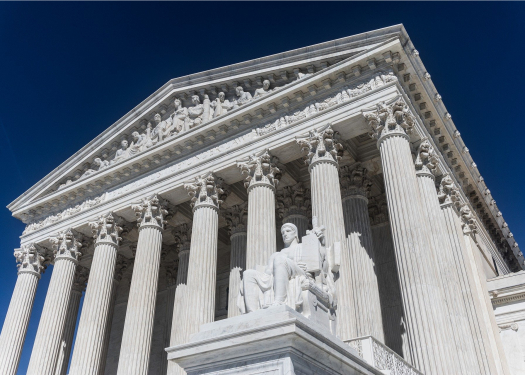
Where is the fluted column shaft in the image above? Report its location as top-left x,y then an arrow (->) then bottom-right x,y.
186,205 -> 219,334
70,239 -> 119,375
27,250 -> 81,374
416,171 -> 463,374
297,124 -> 350,340
441,202 -> 498,374
461,220 -> 510,375
0,246 -> 43,375
99,279 -> 119,375
55,288 -> 82,375
228,231 -> 247,318
176,249 -> 189,286
377,133 -> 449,374
160,283 -> 177,375
167,284 -> 189,375
282,213 -> 308,239
116,225 -> 163,375
342,193 -> 384,342
246,184 -> 276,269
309,160 -> 352,341
238,150 -> 280,270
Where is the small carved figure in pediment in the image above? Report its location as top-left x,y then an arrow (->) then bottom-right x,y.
128,125 -> 153,157
186,95 -> 204,129
233,86 -> 252,109
170,98 -> 188,133
111,140 -> 129,165
253,79 -> 272,99
211,91 -> 232,118
81,157 -> 110,178
153,113 -> 175,143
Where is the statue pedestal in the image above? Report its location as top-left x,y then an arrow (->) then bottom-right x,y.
166,305 -> 383,375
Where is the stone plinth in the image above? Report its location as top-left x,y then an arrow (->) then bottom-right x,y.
166,305 -> 383,375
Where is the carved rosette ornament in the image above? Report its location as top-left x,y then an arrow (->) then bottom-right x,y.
415,139 -> 438,178
14,244 -> 46,277
276,183 -> 311,219
437,174 -> 461,207
49,229 -> 83,263
223,203 -> 248,236
131,194 -> 168,230
184,172 -> 226,211
340,164 -> 372,200
296,124 -> 343,169
88,212 -> 122,247
237,150 -> 281,192
362,98 -> 416,142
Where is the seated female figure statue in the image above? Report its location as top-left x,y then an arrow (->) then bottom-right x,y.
239,221 -> 335,314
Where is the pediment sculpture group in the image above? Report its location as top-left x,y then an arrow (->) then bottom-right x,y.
59,70 -> 397,190
74,81 -> 278,184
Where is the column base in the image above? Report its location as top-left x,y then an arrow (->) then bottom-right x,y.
166,305 -> 383,375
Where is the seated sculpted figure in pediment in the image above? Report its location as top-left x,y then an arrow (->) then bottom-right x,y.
238,219 -> 338,332
232,86 -> 253,109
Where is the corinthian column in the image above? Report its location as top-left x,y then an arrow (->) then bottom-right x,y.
27,229 -> 83,375
237,150 -> 281,269
362,99 -> 449,375
55,266 -> 88,375
224,203 -> 248,318
183,172 -> 225,338
340,164 -> 384,342
276,183 -> 311,238
296,124 -> 351,339
437,176 -> 499,375
117,195 -> 168,375
172,224 -> 192,286
0,244 -> 46,375
70,213 -> 122,375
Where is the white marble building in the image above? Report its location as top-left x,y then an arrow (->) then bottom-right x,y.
0,24 -> 523,375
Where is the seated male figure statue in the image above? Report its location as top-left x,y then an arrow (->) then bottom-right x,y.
239,219 -> 338,329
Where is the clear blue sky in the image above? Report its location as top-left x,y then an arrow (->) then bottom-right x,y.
0,2 -> 523,374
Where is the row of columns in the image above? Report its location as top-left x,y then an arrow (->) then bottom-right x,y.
0,98 -> 508,375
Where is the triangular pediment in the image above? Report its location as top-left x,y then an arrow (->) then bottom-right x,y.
10,25 -> 410,223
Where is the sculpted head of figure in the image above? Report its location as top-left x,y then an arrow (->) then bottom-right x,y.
121,140 -> 128,149
154,113 -> 161,123
218,91 -> 225,102
263,79 -> 270,90
93,158 -> 102,167
174,98 -> 181,109
191,95 -> 200,105
235,86 -> 244,97
281,223 -> 299,247
132,131 -> 140,141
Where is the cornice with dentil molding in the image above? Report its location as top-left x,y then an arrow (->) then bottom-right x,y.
237,149 -> 281,192
21,70 -> 397,235
296,123 -> 343,168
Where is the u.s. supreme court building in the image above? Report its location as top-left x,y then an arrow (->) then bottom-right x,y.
1,24 -> 524,375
